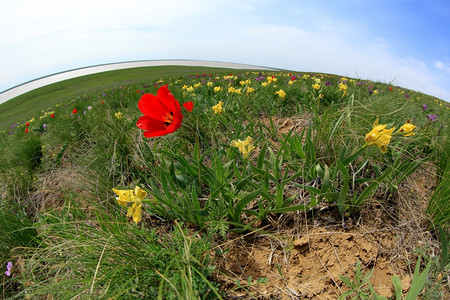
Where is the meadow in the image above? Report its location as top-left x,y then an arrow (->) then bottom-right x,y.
0,66 -> 448,299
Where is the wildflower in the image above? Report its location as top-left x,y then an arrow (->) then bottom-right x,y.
212,101 -> 224,115
26,122 -> 29,127
427,114 -> 437,122
422,104 -> 427,110
231,136 -> 255,159
101,100 -> 104,104
183,101 -> 194,112
247,87 -> 255,94
338,82 -> 347,92
5,261 -> 12,277
214,86 -> 222,93
73,109 -> 77,114
312,83 -> 320,91
43,124 -> 47,129
275,89 -> 286,100
388,86 -> 393,91
398,120 -> 416,136
364,118 -> 395,153
112,186 -> 147,223
207,82 -> 213,87
228,87 -> 235,93
261,82 -> 268,87
25,128 -> 29,133
186,86 -> 194,92
88,106 -> 92,110
115,112 -> 123,119
136,85 -> 192,138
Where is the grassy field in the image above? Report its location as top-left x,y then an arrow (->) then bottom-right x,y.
0,66 -> 260,129
0,66 -> 448,299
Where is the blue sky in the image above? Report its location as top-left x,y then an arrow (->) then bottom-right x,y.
1,0 -> 449,101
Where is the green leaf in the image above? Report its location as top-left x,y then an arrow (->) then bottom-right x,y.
234,189 -> 261,223
406,257 -> 431,300
391,275 -> 402,300
264,204 -> 309,214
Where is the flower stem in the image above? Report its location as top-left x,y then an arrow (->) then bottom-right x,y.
181,124 -> 202,185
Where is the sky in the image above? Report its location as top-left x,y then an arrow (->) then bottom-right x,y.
1,0 -> 449,102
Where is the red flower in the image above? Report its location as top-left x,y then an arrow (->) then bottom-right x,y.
73,109 -> 77,114
50,114 -> 55,118
388,86 -> 393,91
183,101 -> 194,112
25,128 -> 29,133
136,85 -> 186,138
25,122 -> 29,127
101,100 -> 104,104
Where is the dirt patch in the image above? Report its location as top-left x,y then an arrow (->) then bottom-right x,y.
214,225 -> 413,299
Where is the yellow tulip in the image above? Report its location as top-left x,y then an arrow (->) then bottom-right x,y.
398,120 -> 416,137
364,118 -> 395,153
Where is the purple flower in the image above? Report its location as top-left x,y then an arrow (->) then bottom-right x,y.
422,104 -> 427,110
102,93 -> 106,97
325,81 -> 331,86
255,77 -> 260,81
5,261 -> 12,276
87,106 -> 92,110
405,94 -> 410,99
427,114 -> 437,122
43,124 -> 47,129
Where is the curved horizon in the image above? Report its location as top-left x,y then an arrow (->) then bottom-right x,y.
0,59 -> 279,105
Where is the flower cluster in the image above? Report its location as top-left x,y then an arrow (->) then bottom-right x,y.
365,118 -> 416,153
212,101 -> 224,115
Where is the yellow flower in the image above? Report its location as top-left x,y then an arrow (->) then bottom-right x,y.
275,89 -> 286,99
186,86 -> 194,92
207,82 -> 213,87
398,120 -> 416,137
228,86 -> 235,93
364,118 -> 395,153
112,186 -> 148,223
212,101 -> 224,115
246,87 -> 255,94
339,82 -> 347,91
115,112 -> 123,119
312,83 -> 320,91
214,86 -> 222,93
231,136 -> 255,159
288,81 -> 293,85
194,83 -> 201,88
261,82 -> 268,87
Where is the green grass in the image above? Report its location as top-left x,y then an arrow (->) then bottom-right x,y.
0,67 -> 448,299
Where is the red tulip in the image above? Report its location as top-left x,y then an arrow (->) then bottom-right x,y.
183,101 -> 194,112
136,85 -> 185,138
388,86 -> 393,91
26,122 -> 29,127
73,109 -> 77,114
25,128 -> 29,133
50,114 -> 55,118
101,100 -> 104,104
